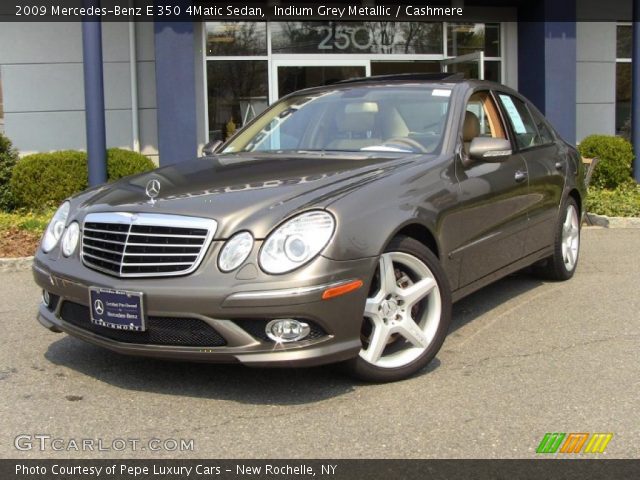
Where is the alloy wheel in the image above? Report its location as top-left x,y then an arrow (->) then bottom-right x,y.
359,252 -> 442,369
561,204 -> 580,271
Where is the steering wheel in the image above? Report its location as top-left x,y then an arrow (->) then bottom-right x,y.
384,137 -> 427,153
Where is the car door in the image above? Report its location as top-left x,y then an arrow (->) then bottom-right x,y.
452,90 -> 529,287
521,101 -> 567,254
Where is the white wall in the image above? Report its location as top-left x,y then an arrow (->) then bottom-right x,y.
0,21 -> 158,163
576,22 -> 617,142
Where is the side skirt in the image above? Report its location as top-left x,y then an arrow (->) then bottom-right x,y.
451,246 -> 553,303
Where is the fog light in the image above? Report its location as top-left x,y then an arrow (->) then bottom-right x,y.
42,290 -> 51,307
266,319 -> 311,343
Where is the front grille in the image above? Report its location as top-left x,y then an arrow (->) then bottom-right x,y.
60,301 -> 227,347
234,319 -> 327,342
82,212 -> 217,278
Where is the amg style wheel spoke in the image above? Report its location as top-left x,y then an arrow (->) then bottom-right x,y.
379,254 -> 398,295
361,324 -> 390,364
398,277 -> 437,308
397,318 -> 430,348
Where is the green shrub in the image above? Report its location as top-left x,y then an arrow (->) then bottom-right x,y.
586,181 -> 640,217
0,132 -> 20,211
578,135 -> 634,189
10,150 -> 87,210
10,148 -> 155,210
107,148 -> 155,181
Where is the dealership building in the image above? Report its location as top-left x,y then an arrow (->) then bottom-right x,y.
0,1 -> 638,169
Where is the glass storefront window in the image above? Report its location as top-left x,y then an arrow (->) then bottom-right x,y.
277,66 -> 367,98
205,21 -> 507,140
206,22 -> 267,56
484,61 -> 501,83
207,61 -> 268,141
616,62 -> 631,136
447,23 -> 500,58
271,22 -> 443,55
0,67 -> 4,133
617,25 -> 632,59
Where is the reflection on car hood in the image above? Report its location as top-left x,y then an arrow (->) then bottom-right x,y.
76,152 -> 420,238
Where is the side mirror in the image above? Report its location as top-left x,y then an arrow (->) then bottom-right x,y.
469,137 -> 512,162
202,140 -> 222,157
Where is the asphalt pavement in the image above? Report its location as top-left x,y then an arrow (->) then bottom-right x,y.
1,228 -> 638,459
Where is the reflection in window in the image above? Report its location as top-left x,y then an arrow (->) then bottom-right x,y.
277,66 -> 366,98
206,22 -> 267,56
271,22 -> 443,54
616,63 -> 631,136
617,25 -> 632,59
0,67 -> 4,133
484,61 -> 501,82
206,61 -> 268,142
447,23 -> 500,58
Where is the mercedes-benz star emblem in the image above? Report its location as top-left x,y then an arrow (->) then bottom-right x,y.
94,299 -> 104,316
145,179 -> 161,205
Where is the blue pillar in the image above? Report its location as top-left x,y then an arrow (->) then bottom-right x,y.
518,1 -> 577,145
81,4 -> 107,186
632,0 -> 640,182
154,21 -> 198,166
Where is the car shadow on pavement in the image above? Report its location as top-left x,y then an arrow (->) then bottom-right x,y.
44,337 -> 358,405
450,270 -> 545,334
42,272 -> 541,402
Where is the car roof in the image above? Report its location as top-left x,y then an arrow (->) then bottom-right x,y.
284,74 -> 512,98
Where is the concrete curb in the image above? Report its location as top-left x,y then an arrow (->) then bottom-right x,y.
586,213 -> 640,229
0,256 -> 33,273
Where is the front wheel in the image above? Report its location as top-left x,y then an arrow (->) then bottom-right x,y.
344,236 -> 452,383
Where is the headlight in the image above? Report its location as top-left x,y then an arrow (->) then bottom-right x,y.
218,231 -> 253,272
61,222 -> 80,257
259,211 -> 335,274
41,202 -> 70,253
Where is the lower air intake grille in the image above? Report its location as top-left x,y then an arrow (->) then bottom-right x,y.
60,301 -> 227,347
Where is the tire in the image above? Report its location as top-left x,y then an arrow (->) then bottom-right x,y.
344,236 -> 452,383
536,197 -> 581,281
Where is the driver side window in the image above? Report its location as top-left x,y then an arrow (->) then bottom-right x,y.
462,91 -> 507,155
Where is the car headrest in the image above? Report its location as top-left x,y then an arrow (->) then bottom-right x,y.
463,111 -> 480,142
337,111 -> 376,134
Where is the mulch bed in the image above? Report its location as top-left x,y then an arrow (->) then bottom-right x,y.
0,228 -> 41,258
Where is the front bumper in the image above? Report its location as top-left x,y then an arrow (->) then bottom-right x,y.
33,251 -> 376,368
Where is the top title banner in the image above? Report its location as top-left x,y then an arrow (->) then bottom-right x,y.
1,0 -> 635,22
14,3 -> 465,20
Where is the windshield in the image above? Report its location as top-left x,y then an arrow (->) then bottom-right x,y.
221,85 -> 452,155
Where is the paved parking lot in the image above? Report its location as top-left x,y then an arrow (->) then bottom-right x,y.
1,228 -> 638,459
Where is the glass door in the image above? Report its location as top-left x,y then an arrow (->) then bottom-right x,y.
441,51 -> 485,80
271,59 -> 370,101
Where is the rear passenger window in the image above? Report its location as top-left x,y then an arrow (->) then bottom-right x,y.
497,94 -> 543,150
528,107 -> 555,145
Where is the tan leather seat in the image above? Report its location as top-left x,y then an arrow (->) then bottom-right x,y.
463,111 -> 480,155
327,111 -> 381,151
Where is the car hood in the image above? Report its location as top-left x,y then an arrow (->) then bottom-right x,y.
75,152 -> 421,238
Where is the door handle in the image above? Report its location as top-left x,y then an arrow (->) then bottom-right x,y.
514,170 -> 528,183
555,162 -> 564,170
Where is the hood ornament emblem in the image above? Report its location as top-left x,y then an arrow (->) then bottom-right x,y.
145,179 -> 161,205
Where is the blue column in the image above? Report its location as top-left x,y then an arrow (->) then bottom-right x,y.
632,0 -> 640,182
154,21 -> 198,166
518,1 -> 577,145
81,5 -> 107,186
